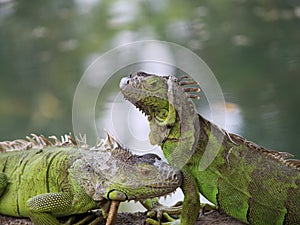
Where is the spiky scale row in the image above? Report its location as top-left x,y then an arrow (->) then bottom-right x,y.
0,133 -> 75,153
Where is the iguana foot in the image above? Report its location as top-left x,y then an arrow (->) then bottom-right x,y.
142,198 -> 182,225
146,213 -> 180,225
146,203 -> 182,220
64,214 -> 104,225
145,203 -> 217,225
66,201 -> 120,225
199,203 -> 217,216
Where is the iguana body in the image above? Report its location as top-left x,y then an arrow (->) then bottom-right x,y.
0,133 -> 182,224
120,72 -> 300,225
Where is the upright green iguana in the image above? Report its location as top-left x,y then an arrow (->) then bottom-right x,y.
0,132 -> 182,225
120,72 -> 300,225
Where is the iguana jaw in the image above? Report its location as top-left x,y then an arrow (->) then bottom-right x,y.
103,157 -> 183,201
106,170 -> 182,201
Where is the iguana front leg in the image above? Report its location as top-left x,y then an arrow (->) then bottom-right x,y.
27,191 -> 98,225
180,167 -> 200,225
27,192 -> 74,225
146,167 -> 200,225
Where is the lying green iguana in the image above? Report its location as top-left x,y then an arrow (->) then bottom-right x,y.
120,72 -> 300,225
0,132 -> 182,225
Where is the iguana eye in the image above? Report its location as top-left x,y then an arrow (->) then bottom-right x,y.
144,77 -> 161,91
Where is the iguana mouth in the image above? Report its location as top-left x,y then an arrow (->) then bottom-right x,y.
145,167 -> 182,193
134,100 -> 152,116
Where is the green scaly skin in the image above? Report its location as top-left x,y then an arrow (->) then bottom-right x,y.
0,133 -> 182,225
120,72 -> 300,225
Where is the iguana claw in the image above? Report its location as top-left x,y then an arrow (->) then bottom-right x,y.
199,203 -> 217,216
142,198 -> 182,225
63,213 -> 104,225
146,212 -> 180,225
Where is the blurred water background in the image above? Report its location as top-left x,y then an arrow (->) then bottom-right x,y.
1,0 -> 299,156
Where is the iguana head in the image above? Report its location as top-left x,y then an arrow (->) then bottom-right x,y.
120,72 -> 200,167
70,132 -> 182,201
120,72 -> 171,122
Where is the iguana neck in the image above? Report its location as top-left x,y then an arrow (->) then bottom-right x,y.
147,76 -> 201,169
151,97 -> 200,169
